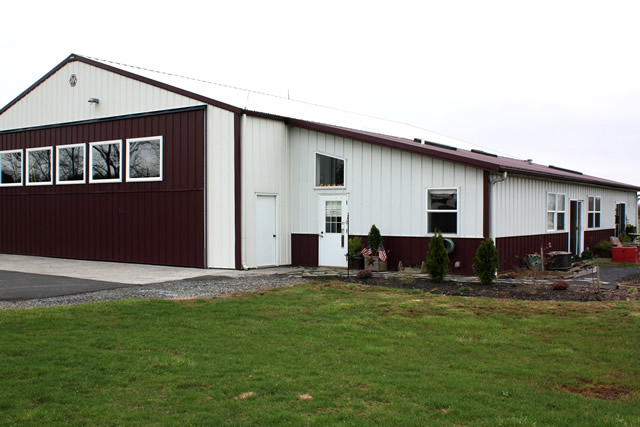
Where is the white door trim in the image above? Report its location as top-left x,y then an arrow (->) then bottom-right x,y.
318,194 -> 348,267
256,194 -> 277,267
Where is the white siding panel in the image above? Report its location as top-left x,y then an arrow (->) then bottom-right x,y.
290,128 -> 485,238
242,116 -> 290,268
491,174 -> 638,238
0,62 -> 200,130
206,106 -> 236,268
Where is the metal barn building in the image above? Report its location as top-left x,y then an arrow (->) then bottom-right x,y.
0,54 -> 637,273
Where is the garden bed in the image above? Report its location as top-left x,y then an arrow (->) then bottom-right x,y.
344,275 -> 640,302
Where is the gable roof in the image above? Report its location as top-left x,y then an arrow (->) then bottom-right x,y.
2,53 -> 639,191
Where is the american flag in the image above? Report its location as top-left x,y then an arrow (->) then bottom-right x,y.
361,244 -> 373,256
377,243 -> 387,262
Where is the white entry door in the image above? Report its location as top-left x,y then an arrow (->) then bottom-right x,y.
256,195 -> 277,266
318,195 -> 348,267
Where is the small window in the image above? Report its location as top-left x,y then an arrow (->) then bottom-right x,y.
0,149 -> 23,186
325,200 -> 342,233
126,136 -> 163,182
588,196 -> 601,229
427,188 -> 458,234
89,140 -> 122,183
56,143 -> 86,184
315,153 -> 344,187
26,147 -> 53,186
547,193 -> 566,231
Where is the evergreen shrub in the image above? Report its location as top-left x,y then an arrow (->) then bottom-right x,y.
473,238 -> 499,285
425,230 -> 449,282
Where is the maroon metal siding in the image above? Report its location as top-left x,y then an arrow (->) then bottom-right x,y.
0,108 -> 206,267
361,235 -> 484,275
495,233 -> 568,272
293,233 -> 483,275
584,229 -> 614,251
291,233 -> 319,266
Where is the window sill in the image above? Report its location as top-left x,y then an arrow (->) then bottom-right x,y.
314,186 -> 346,191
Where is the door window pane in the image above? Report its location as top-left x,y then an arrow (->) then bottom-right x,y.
325,201 -> 342,233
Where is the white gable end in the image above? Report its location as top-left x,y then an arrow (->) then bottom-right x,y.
0,61 -> 203,131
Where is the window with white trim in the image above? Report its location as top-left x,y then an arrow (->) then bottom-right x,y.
26,147 -> 53,186
547,193 -> 566,231
315,153 -> 344,187
588,196 -> 601,229
427,188 -> 458,234
126,136 -> 163,182
0,149 -> 23,186
89,140 -> 122,183
56,143 -> 85,184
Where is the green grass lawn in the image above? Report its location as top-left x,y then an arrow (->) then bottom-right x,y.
1,282 -> 639,425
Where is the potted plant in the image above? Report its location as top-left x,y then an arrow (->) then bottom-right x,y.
348,237 -> 365,270
363,224 -> 388,272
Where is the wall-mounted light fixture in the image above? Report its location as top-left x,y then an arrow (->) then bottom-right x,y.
88,98 -> 100,104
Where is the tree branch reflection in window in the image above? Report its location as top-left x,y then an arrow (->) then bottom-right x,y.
127,136 -> 162,181
0,150 -> 23,186
26,147 -> 52,185
90,140 -> 122,183
57,144 -> 85,184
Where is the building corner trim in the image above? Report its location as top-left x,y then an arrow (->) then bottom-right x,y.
234,113 -> 242,269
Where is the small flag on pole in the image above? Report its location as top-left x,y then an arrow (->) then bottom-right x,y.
377,243 -> 387,262
361,244 -> 373,256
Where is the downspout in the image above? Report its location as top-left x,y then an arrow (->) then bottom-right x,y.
490,171 -> 508,185
488,171 -> 508,241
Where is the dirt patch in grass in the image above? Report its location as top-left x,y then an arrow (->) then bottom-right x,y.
557,379 -> 634,400
343,276 -> 640,302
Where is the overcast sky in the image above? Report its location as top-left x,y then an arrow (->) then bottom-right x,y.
2,0 -> 639,188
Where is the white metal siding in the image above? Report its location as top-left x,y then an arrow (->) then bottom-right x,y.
206,106 -> 236,268
491,174 -> 638,238
290,128 -> 485,238
241,116 -> 291,268
0,62 -> 200,130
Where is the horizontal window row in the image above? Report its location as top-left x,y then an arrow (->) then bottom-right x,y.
547,193 -> 603,232
0,136 -> 163,187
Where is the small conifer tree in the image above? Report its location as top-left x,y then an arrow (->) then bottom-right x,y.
368,224 -> 383,254
426,230 -> 449,281
473,238 -> 499,285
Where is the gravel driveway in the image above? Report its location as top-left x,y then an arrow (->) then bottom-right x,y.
0,274 -> 306,309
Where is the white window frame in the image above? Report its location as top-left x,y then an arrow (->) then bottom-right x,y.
126,136 -> 164,183
0,149 -> 23,187
426,187 -> 460,236
587,195 -> 602,229
56,143 -> 86,185
89,140 -> 122,184
546,192 -> 567,232
314,152 -> 346,189
26,146 -> 54,186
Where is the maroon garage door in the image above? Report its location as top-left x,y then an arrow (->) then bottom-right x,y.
0,107 -> 206,267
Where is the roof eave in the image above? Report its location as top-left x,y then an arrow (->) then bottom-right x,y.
501,166 -> 640,192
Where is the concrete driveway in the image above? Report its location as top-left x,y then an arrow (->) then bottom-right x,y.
0,255 -> 216,301
0,254 -> 299,301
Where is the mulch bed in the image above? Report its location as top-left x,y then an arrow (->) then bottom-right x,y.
343,275 -> 640,302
